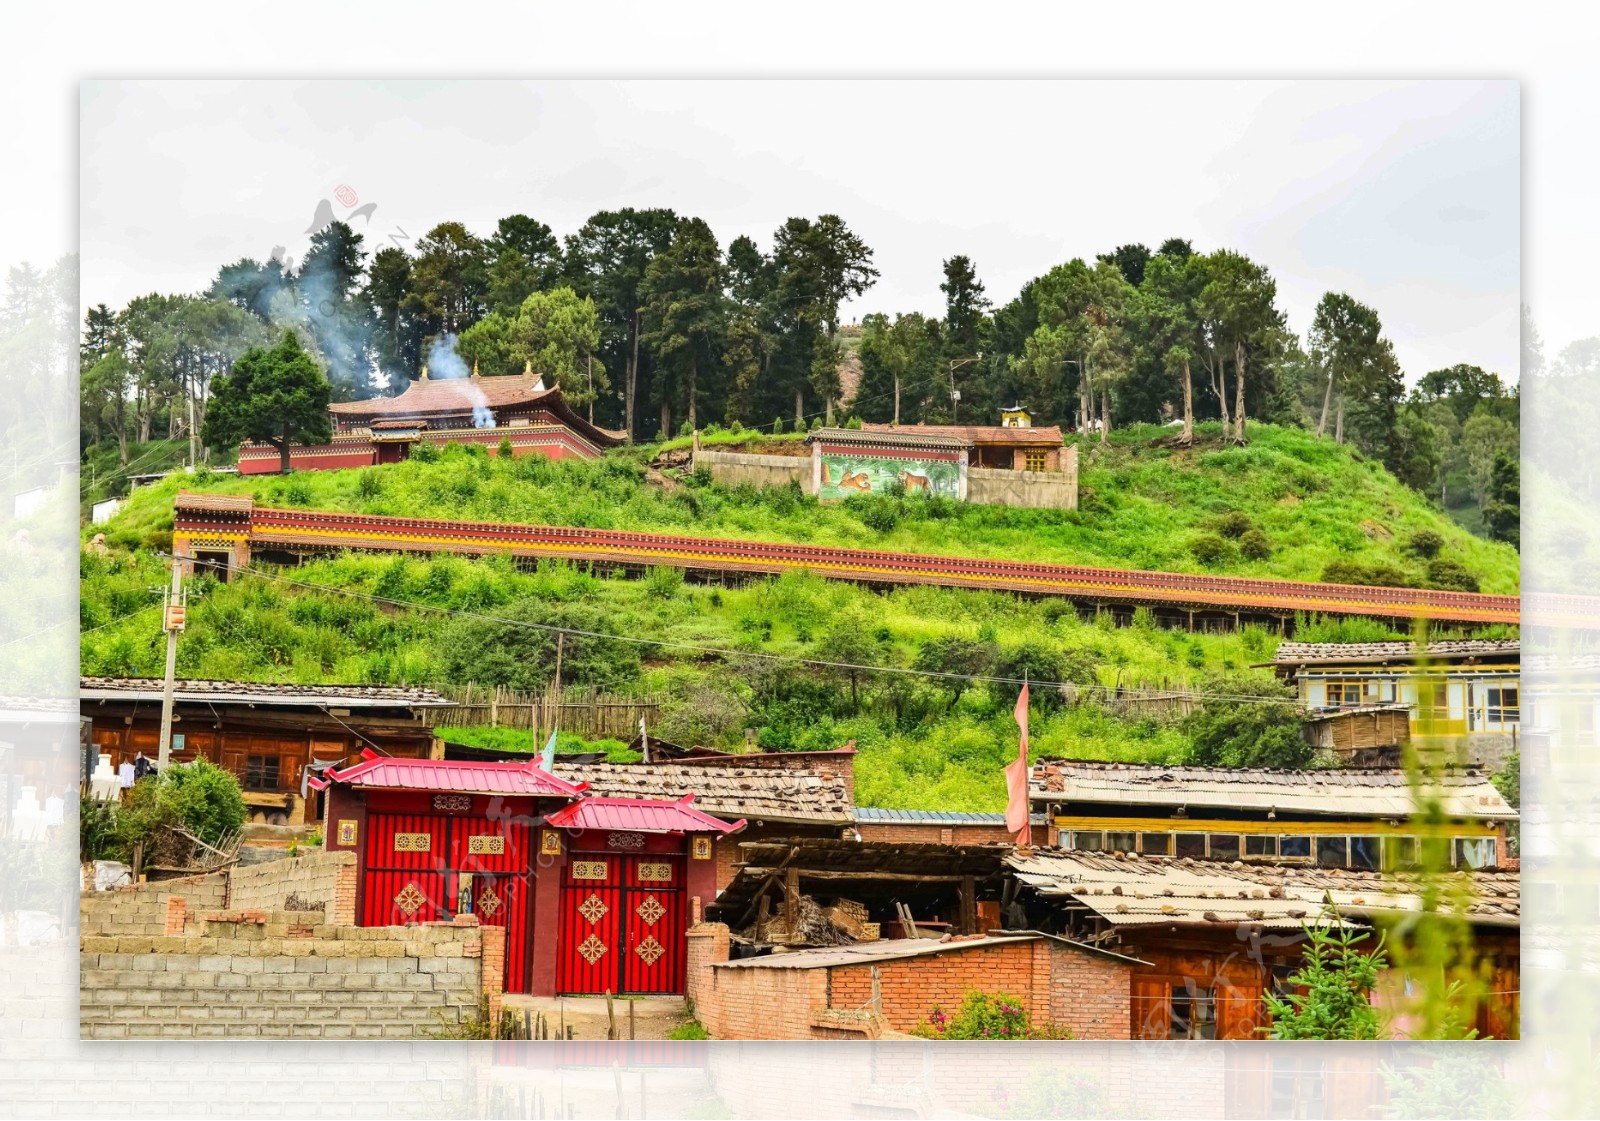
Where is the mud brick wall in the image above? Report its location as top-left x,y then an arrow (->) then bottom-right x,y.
79,907 -> 503,1040
79,872 -> 227,936
227,850 -> 357,925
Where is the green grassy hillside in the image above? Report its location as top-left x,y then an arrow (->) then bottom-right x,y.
92,422 -> 1519,594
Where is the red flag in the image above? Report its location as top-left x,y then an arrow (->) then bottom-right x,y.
1005,681 -> 1030,840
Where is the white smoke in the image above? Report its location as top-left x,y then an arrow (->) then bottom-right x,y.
425,333 -> 496,428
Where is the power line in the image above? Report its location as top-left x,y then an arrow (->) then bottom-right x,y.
163,552 -> 1305,705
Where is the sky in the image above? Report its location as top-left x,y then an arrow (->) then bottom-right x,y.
78,79 -> 1520,382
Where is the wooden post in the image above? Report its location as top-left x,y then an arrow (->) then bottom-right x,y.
605,989 -> 616,1040
959,876 -> 976,934
784,867 -> 800,938
629,1000 -> 636,1040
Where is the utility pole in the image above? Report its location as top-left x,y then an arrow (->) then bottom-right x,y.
157,554 -> 187,768
948,355 -> 981,424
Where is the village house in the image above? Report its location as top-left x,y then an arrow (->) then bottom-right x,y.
236,371 -> 627,474
1031,758 -> 1517,871
1264,639 -> 1521,769
79,676 -> 453,825
1008,847 -> 1520,1041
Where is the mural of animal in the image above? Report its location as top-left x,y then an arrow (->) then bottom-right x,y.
838,471 -> 872,492
900,470 -> 932,493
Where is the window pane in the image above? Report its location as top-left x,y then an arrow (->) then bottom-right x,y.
1175,833 -> 1207,859
1279,835 -> 1311,859
1349,835 -> 1379,871
1070,831 -> 1104,852
1140,833 -> 1172,856
1385,836 -> 1418,869
1208,834 -> 1241,861
1316,836 -> 1348,868
1455,837 -> 1493,869
1106,831 -> 1137,853
1245,835 -> 1278,857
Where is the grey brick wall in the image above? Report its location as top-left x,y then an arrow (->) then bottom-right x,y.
79,910 -> 490,1040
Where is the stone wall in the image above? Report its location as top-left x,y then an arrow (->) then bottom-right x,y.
227,849 -> 357,925
967,458 -> 1078,510
79,903 -> 504,1040
691,449 -> 809,492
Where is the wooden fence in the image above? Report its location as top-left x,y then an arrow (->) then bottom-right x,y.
420,684 -> 663,743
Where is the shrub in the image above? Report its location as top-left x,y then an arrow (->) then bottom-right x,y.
1214,511 -> 1254,538
646,565 -> 685,599
409,441 -> 439,463
114,759 -> 247,862
1238,527 -> 1273,560
1321,559 -> 1412,588
1425,558 -> 1480,592
1264,924 -> 1385,1040
772,416 -> 784,434
1184,673 -> 1309,768
356,469 -> 382,498
1189,532 -> 1233,566
913,991 -> 1058,1040
667,1019 -> 711,1040
497,436 -> 514,459
1405,530 -> 1445,559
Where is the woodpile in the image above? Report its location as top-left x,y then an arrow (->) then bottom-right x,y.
747,894 -> 877,947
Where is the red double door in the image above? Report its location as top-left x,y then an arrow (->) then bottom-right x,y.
558,852 -> 686,995
361,810 -> 534,994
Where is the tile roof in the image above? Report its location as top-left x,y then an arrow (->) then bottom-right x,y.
552,761 -> 851,824
328,373 -> 555,416
173,491 -> 255,513
715,934 -> 1042,970
79,677 -> 456,709
858,423 -> 1065,446
1269,639 -> 1520,666
543,796 -> 744,835
1030,760 -> 1517,821
1008,848 -> 1519,929
315,754 -> 585,797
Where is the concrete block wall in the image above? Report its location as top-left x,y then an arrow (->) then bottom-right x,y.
228,849 -> 357,924
79,872 -> 227,936
967,461 -> 1078,510
80,906 -> 504,1039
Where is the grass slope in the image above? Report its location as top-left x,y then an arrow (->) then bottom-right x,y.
94,422 -> 1519,594
82,546 -> 1430,811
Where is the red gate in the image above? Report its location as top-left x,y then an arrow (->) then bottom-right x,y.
558,853 -> 685,995
362,810 -> 535,994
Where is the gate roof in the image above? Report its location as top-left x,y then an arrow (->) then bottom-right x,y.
313,752 -> 586,797
544,795 -> 745,835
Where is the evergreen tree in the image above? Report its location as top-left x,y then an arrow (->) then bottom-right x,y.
641,217 -> 727,432
1264,923 -> 1386,1040
202,332 -> 332,473
1483,451 -> 1520,548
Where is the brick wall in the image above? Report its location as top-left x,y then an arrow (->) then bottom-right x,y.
686,928 -> 1133,1041
1046,943 -> 1132,1040
80,904 -> 504,1039
227,850 -> 358,925
79,872 -> 227,936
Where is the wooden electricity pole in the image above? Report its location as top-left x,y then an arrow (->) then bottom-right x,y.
157,554 -> 186,768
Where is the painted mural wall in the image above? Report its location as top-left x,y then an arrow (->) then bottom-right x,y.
817,452 -> 962,500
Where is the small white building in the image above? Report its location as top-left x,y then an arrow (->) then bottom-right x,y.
91,498 -> 123,525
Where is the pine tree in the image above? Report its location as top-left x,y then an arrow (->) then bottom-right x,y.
1264,922 -> 1385,1040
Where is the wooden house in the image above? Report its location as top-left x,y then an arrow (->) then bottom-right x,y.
1265,639 -> 1521,769
79,677 -> 452,824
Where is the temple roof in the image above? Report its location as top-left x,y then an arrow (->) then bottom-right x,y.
329,376 -> 627,447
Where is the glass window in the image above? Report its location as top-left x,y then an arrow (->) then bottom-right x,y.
1245,835 -> 1278,858
1316,836 -> 1348,868
1421,834 -> 1451,869
1384,835 -> 1418,869
1069,831 -> 1104,852
1170,983 -> 1217,1040
1106,831 -> 1137,854
1208,834 -> 1241,861
1025,449 -> 1048,473
1349,836 -> 1380,871
1175,833 -> 1207,859
244,754 -> 280,792
1454,837 -> 1495,869
1140,833 -> 1173,856
1485,686 -> 1520,728
1279,835 -> 1312,859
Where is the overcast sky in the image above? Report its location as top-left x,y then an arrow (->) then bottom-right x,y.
79,79 -> 1519,382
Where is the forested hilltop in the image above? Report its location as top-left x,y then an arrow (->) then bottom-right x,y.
80,215 -> 1519,542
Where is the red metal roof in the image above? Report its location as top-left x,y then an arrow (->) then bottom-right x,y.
544,795 -> 745,835
314,753 -> 586,798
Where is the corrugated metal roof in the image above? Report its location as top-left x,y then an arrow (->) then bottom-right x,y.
321,755 -> 584,797
716,935 -> 1042,970
1030,760 -> 1517,821
853,808 -> 1047,826
544,796 -> 744,835
80,676 -> 457,709
1008,849 -> 1519,929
